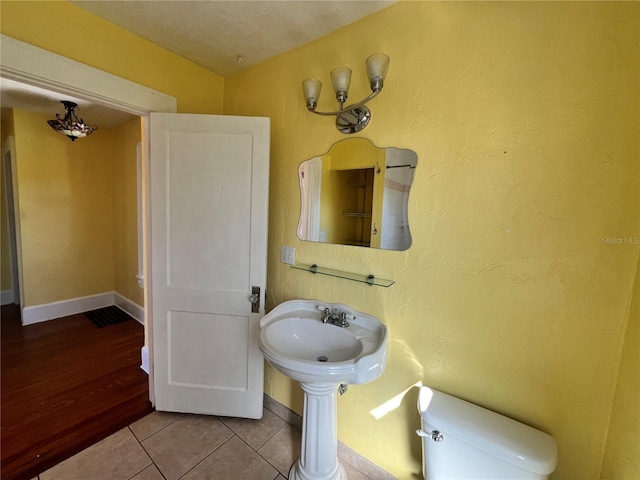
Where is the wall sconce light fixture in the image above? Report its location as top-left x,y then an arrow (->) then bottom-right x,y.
302,53 -> 390,134
47,100 -> 98,141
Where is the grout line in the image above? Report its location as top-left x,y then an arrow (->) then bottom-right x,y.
174,431 -> 237,479
132,426 -> 170,480
252,422 -> 294,477
133,431 -> 162,479
229,431 -> 286,478
254,415 -> 288,450
129,412 -> 186,443
126,459 -> 156,480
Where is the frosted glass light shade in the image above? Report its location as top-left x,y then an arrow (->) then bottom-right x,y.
366,54 -> 390,92
302,79 -> 322,110
330,67 -> 352,103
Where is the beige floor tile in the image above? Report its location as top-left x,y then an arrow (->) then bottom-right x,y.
219,407 -> 286,450
181,435 -> 278,480
40,428 -> 151,480
129,410 -> 184,442
257,423 -> 301,476
130,464 -> 165,480
275,476 -> 287,480
342,460 -> 373,480
142,414 -> 233,480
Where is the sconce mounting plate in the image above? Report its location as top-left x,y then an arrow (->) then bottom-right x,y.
335,106 -> 371,134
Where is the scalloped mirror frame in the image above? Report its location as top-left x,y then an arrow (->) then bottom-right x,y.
297,138 -> 417,251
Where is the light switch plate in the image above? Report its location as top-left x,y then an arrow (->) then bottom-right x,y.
281,246 -> 295,265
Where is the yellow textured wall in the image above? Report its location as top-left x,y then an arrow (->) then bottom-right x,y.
12,109 -> 115,307
1,109 -> 15,292
0,1 -> 224,114
224,2 -> 639,478
601,256 -> 640,479
112,117 -> 143,306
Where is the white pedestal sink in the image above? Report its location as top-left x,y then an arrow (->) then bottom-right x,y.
259,300 -> 388,480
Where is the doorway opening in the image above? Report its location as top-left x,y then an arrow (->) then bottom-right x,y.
0,34 -> 176,479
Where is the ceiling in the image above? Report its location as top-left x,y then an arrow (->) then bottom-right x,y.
71,0 -> 395,77
1,0 -> 395,128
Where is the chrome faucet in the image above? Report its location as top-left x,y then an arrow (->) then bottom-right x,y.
320,307 -> 332,324
317,305 -> 353,328
331,312 -> 351,328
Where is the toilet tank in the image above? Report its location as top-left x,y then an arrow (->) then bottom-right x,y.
417,387 -> 557,480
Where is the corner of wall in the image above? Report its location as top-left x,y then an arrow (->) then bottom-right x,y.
600,253 -> 640,479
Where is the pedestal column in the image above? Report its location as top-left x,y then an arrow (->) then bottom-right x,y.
289,382 -> 347,480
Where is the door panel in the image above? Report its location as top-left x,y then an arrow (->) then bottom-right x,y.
150,113 -> 269,418
167,311 -> 249,390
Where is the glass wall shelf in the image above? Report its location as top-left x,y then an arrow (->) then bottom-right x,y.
291,263 -> 395,288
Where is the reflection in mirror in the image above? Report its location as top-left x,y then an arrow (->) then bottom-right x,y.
297,138 -> 417,251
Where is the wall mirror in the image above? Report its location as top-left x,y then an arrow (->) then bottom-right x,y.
297,138 -> 417,251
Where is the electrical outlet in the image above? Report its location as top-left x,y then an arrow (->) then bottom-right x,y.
281,246 -> 295,265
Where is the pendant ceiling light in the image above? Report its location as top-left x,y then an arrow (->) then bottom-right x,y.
47,100 -> 98,141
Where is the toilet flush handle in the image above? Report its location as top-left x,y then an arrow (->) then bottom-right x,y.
416,429 -> 444,442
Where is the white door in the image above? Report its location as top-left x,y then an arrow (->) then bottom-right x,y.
150,113 -> 269,419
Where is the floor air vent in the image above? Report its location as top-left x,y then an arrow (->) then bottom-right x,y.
85,305 -> 134,328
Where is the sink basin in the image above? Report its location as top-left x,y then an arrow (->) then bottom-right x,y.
259,299 -> 387,384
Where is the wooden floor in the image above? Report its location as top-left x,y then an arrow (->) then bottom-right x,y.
1,304 -> 153,480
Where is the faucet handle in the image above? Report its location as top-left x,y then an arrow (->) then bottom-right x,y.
317,305 -> 330,313
336,312 -> 352,328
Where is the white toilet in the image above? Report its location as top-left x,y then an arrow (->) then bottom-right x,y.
417,387 -> 557,479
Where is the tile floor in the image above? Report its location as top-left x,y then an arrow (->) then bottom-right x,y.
33,406 -> 375,480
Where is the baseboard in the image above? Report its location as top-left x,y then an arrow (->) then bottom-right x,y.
140,345 -> 149,374
114,292 -> 144,325
22,291 -> 145,326
22,292 -> 114,325
263,394 -> 397,480
337,443 -> 397,480
263,394 -> 303,431
1,289 -> 14,305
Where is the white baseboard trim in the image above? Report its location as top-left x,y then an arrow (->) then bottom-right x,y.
114,292 -> 144,325
263,394 -> 397,480
22,291 -> 145,326
1,289 -> 14,305
140,345 -> 150,374
22,292 -> 114,325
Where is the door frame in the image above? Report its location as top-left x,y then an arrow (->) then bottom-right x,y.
2,135 -> 20,305
0,34 -> 179,404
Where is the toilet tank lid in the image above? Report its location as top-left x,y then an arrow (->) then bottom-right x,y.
418,387 -> 557,475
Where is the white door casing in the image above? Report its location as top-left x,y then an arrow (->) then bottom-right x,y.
2,136 -> 21,306
150,113 -> 269,418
